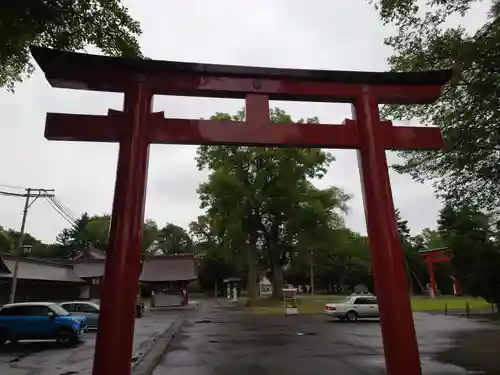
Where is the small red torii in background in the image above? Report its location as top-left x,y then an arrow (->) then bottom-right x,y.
419,247 -> 462,298
30,46 -> 451,375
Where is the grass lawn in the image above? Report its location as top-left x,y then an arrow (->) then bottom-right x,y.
411,295 -> 491,312
243,294 -> 492,316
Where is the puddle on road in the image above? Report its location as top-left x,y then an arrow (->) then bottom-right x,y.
351,355 -> 473,375
194,319 -> 236,324
297,332 -> 317,336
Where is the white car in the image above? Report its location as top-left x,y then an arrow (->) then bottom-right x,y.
59,301 -> 100,329
324,295 -> 379,322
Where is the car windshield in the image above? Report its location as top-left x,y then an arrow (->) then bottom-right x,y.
49,304 -> 70,316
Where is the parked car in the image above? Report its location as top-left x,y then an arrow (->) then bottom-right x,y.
60,299 -> 144,329
59,301 -> 100,329
0,302 -> 88,345
324,295 -> 379,322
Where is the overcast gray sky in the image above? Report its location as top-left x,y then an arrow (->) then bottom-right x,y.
0,0 -> 490,243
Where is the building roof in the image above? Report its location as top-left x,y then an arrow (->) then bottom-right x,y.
0,252 -> 197,284
140,255 -> 197,282
71,260 -> 106,279
0,254 -> 85,283
30,46 -> 452,104
259,277 -> 272,286
72,247 -> 106,260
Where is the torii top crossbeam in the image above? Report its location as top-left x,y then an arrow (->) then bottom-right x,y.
31,46 -> 449,103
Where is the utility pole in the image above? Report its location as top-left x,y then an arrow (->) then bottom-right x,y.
4,188 -> 55,303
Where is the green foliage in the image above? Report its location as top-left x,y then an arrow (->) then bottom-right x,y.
0,0 -> 142,91
398,216 -> 426,292
196,107 -> 351,298
52,213 -> 168,258
0,226 -> 14,253
155,223 -> 193,255
372,0 -> 500,210
438,203 -> 500,304
142,220 -> 160,255
189,215 -> 241,295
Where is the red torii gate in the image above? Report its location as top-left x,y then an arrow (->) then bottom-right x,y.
30,46 -> 451,375
419,247 -> 462,298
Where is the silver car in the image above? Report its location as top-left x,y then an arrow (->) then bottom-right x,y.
59,301 -> 100,329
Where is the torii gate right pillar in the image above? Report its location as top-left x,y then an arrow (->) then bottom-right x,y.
352,88 -> 422,375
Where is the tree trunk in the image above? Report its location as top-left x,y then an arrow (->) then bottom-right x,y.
271,261 -> 284,300
407,271 -> 414,295
309,252 -> 315,295
246,242 -> 258,303
405,258 -> 414,295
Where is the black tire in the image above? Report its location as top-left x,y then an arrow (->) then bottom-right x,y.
346,310 -> 358,322
56,328 -> 76,345
0,328 -> 7,345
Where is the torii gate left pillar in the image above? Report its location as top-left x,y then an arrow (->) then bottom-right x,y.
31,46 -> 451,375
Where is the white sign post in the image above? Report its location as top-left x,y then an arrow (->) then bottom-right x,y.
283,288 -> 298,315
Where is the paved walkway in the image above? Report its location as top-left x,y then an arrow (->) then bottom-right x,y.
0,310 -> 179,375
152,299 -> 500,375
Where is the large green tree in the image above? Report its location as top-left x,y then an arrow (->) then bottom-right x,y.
372,0 -> 500,210
1,0 -> 142,91
155,223 -> 193,255
196,108 -> 348,300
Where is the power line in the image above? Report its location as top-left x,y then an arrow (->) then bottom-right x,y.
49,196 -> 78,223
0,190 -> 26,197
43,197 -> 76,226
52,196 -> 77,218
0,183 -> 28,190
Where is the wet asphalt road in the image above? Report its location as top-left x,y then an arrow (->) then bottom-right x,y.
153,300 -> 500,375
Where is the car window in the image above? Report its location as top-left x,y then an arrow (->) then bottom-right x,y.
24,306 -> 51,316
49,304 -> 70,316
77,303 -> 98,313
61,303 -> 75,312
0,306 -> 26,316
366,297 -> 378,305
345,296 -> 356,304
354,298 -> 371,305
